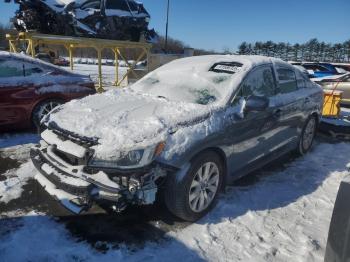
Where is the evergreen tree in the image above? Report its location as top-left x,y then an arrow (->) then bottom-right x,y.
236,38 -> 350,62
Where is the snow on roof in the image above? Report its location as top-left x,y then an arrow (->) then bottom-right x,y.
0,51 -> 55,68
0,51 -> 83,76
104,9 -> 149,18
158,55 -> 276,68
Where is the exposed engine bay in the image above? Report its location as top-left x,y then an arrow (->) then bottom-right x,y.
5,0 -> 158,42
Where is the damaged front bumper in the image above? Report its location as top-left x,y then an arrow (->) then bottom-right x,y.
30,141 -> 167,214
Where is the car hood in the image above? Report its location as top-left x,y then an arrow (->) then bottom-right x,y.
47,89 -> 213,159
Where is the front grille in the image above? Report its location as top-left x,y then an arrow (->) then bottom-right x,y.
44,167 -> 92,197
31,149 -> 93,197
47,122 -> 99,148
55,149 -> 79,166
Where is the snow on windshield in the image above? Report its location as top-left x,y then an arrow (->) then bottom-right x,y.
131,57 -> 241,105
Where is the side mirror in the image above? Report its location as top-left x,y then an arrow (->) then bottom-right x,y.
245,96 -> 269,112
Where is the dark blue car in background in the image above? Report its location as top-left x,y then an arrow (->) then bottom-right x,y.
301,63 -> 340,78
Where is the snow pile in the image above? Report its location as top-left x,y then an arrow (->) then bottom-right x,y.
0,162 -> 36,204
0,142 -> 349,261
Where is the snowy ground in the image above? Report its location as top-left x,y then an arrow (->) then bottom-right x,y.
72,64 -> 129,88
0,131 -> 349,262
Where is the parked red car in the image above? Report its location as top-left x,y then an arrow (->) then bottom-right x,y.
0,51 -> 96,131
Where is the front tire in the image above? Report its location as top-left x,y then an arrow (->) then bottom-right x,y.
297,115 -> 317,155
164,151 -> 224,222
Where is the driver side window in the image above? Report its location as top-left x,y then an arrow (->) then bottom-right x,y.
240,66 -> 276,98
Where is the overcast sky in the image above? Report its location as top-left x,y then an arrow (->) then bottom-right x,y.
1,0 -> 349,51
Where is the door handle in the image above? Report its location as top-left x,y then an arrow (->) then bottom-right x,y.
273,109 -> 282,118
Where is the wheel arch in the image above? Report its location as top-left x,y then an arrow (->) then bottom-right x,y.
311,111 -> 320,127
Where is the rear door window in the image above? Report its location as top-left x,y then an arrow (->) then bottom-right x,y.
277,68 -> 298,93
240,66 -> 276,97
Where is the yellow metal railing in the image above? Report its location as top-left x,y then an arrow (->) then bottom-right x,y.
6,32 -> 152,92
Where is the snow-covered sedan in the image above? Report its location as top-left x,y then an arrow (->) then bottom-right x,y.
0,52 -> 95,131
31,55 -> 323,221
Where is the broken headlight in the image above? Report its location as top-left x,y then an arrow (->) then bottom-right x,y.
88,142 -> 165,169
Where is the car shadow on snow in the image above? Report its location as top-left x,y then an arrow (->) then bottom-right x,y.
0,214 -> 206,261
0,179 -> 197,257
0,131 -> 39,149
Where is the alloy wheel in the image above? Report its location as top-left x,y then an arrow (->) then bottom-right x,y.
37,101 -> 61,121
302,118 -> 316,151
188,162 -> 220,213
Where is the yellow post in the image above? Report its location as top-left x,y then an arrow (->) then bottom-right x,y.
25,42 -> 31,54
69,45 -> 74,70
97,47 -> 104,92
9,41 -> 15,53
116,49 -> 147,85
6,32 -> 152,90
114,48 -> 119,86
30,40 -> 35,58
146,48 -> 150,73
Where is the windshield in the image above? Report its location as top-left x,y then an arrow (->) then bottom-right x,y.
131,61 -> 240,105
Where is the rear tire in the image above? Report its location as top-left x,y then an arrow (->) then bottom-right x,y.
296,115 -> 317,155
164,151 -> 224,222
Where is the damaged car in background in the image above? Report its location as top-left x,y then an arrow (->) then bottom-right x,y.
5,0 -> 157,42
31,55 -> 323,221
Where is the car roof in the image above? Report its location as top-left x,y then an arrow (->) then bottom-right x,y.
0,51 -> 84,76
161,54 -> 293,73
0,51 -> 54,66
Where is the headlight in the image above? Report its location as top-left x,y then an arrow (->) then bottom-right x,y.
88,142 -> 166,169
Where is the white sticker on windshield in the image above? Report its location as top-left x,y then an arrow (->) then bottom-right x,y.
213,64 -> 242,73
